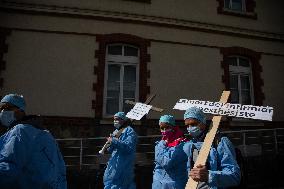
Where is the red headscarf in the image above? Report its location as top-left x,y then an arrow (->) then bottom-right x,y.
162,126 -> 188,147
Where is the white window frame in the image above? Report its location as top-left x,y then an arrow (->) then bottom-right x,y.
103,44 -> 140,117
224,0 -> 246,12
229,56 -> 254,105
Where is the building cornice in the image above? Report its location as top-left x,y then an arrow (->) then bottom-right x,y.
0,1 -> 284,42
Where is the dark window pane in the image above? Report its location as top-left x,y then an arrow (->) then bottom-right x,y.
125,46 -> 138,57
241,90 -> 251,105
227,57 -> 238,66
240,75 -> 250,90
231,89 -> 239,103
124,65 -> 136,83
229,74 -> 238,89
224,0 -> 230,8
107,83 -> 120,92
123,83 -> 136,98
107,90 -> 119,98
106,90 -> 120,110
106,98 -> 119,115
107,64 -> 120,83
106,64 -> 120,114
231,0 -> 243,11
108,45 -> 122,55
123,90 -> 135,99
123,65 -> 136,99
239,57 -> 250,67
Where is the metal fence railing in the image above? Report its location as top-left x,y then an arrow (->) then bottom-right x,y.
56,128 -> 284,170
222,128 -> 284,157
56,135 -> 160,170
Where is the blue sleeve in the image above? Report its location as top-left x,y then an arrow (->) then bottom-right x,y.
208,137 -> 241,187
107,143 -> 114,153
0,126 -> 31,184
106,130 -> 118,153
183,141 -> 193,172
155,141 -> 185,170
110,128 -> 137,154
107,139 -> 115,153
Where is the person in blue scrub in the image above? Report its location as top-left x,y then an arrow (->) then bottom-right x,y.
103,112 -> 137,189
183,107 -> 240,188
0,94 -> 67,189
152,115 -> 188,189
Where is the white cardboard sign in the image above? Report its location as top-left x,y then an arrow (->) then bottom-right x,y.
126,102 -> 152,120
173,99 -> 273,121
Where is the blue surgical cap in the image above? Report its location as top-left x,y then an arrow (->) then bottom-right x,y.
114,112 -> 127,120
184,107 -> 206,124
1,94 -> 26,111
159,115 -> 176,126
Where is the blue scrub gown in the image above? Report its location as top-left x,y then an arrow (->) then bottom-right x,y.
0,124 -> 67,189
103,126 -> 137,189
152,140 -> 188,189
183,137 -> 241,188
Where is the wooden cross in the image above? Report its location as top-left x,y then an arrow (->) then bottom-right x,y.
185,91 -> 230,189
179,90 -> 273,188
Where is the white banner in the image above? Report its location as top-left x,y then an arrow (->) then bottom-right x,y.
126,103 -> 152,120
173,99 -> 273,121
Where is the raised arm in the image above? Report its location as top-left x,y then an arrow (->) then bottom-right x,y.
110,127 -> 137,154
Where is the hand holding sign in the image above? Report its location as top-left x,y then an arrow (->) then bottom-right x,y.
174,91 -> 274,189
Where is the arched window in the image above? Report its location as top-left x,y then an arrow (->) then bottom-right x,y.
220,47 -> 263,106
94,33 -> 150,118
227,56 -> 253,104
104,44 -> 139,115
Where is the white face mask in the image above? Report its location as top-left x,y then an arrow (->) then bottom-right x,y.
187,125 -> 202,138
0,110 -> 16,127
113,120 -> 121,129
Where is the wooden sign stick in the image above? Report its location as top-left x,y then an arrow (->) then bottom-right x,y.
125,100 -> 164,113
125,94 -> 164,113
185,91 -> 230,189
